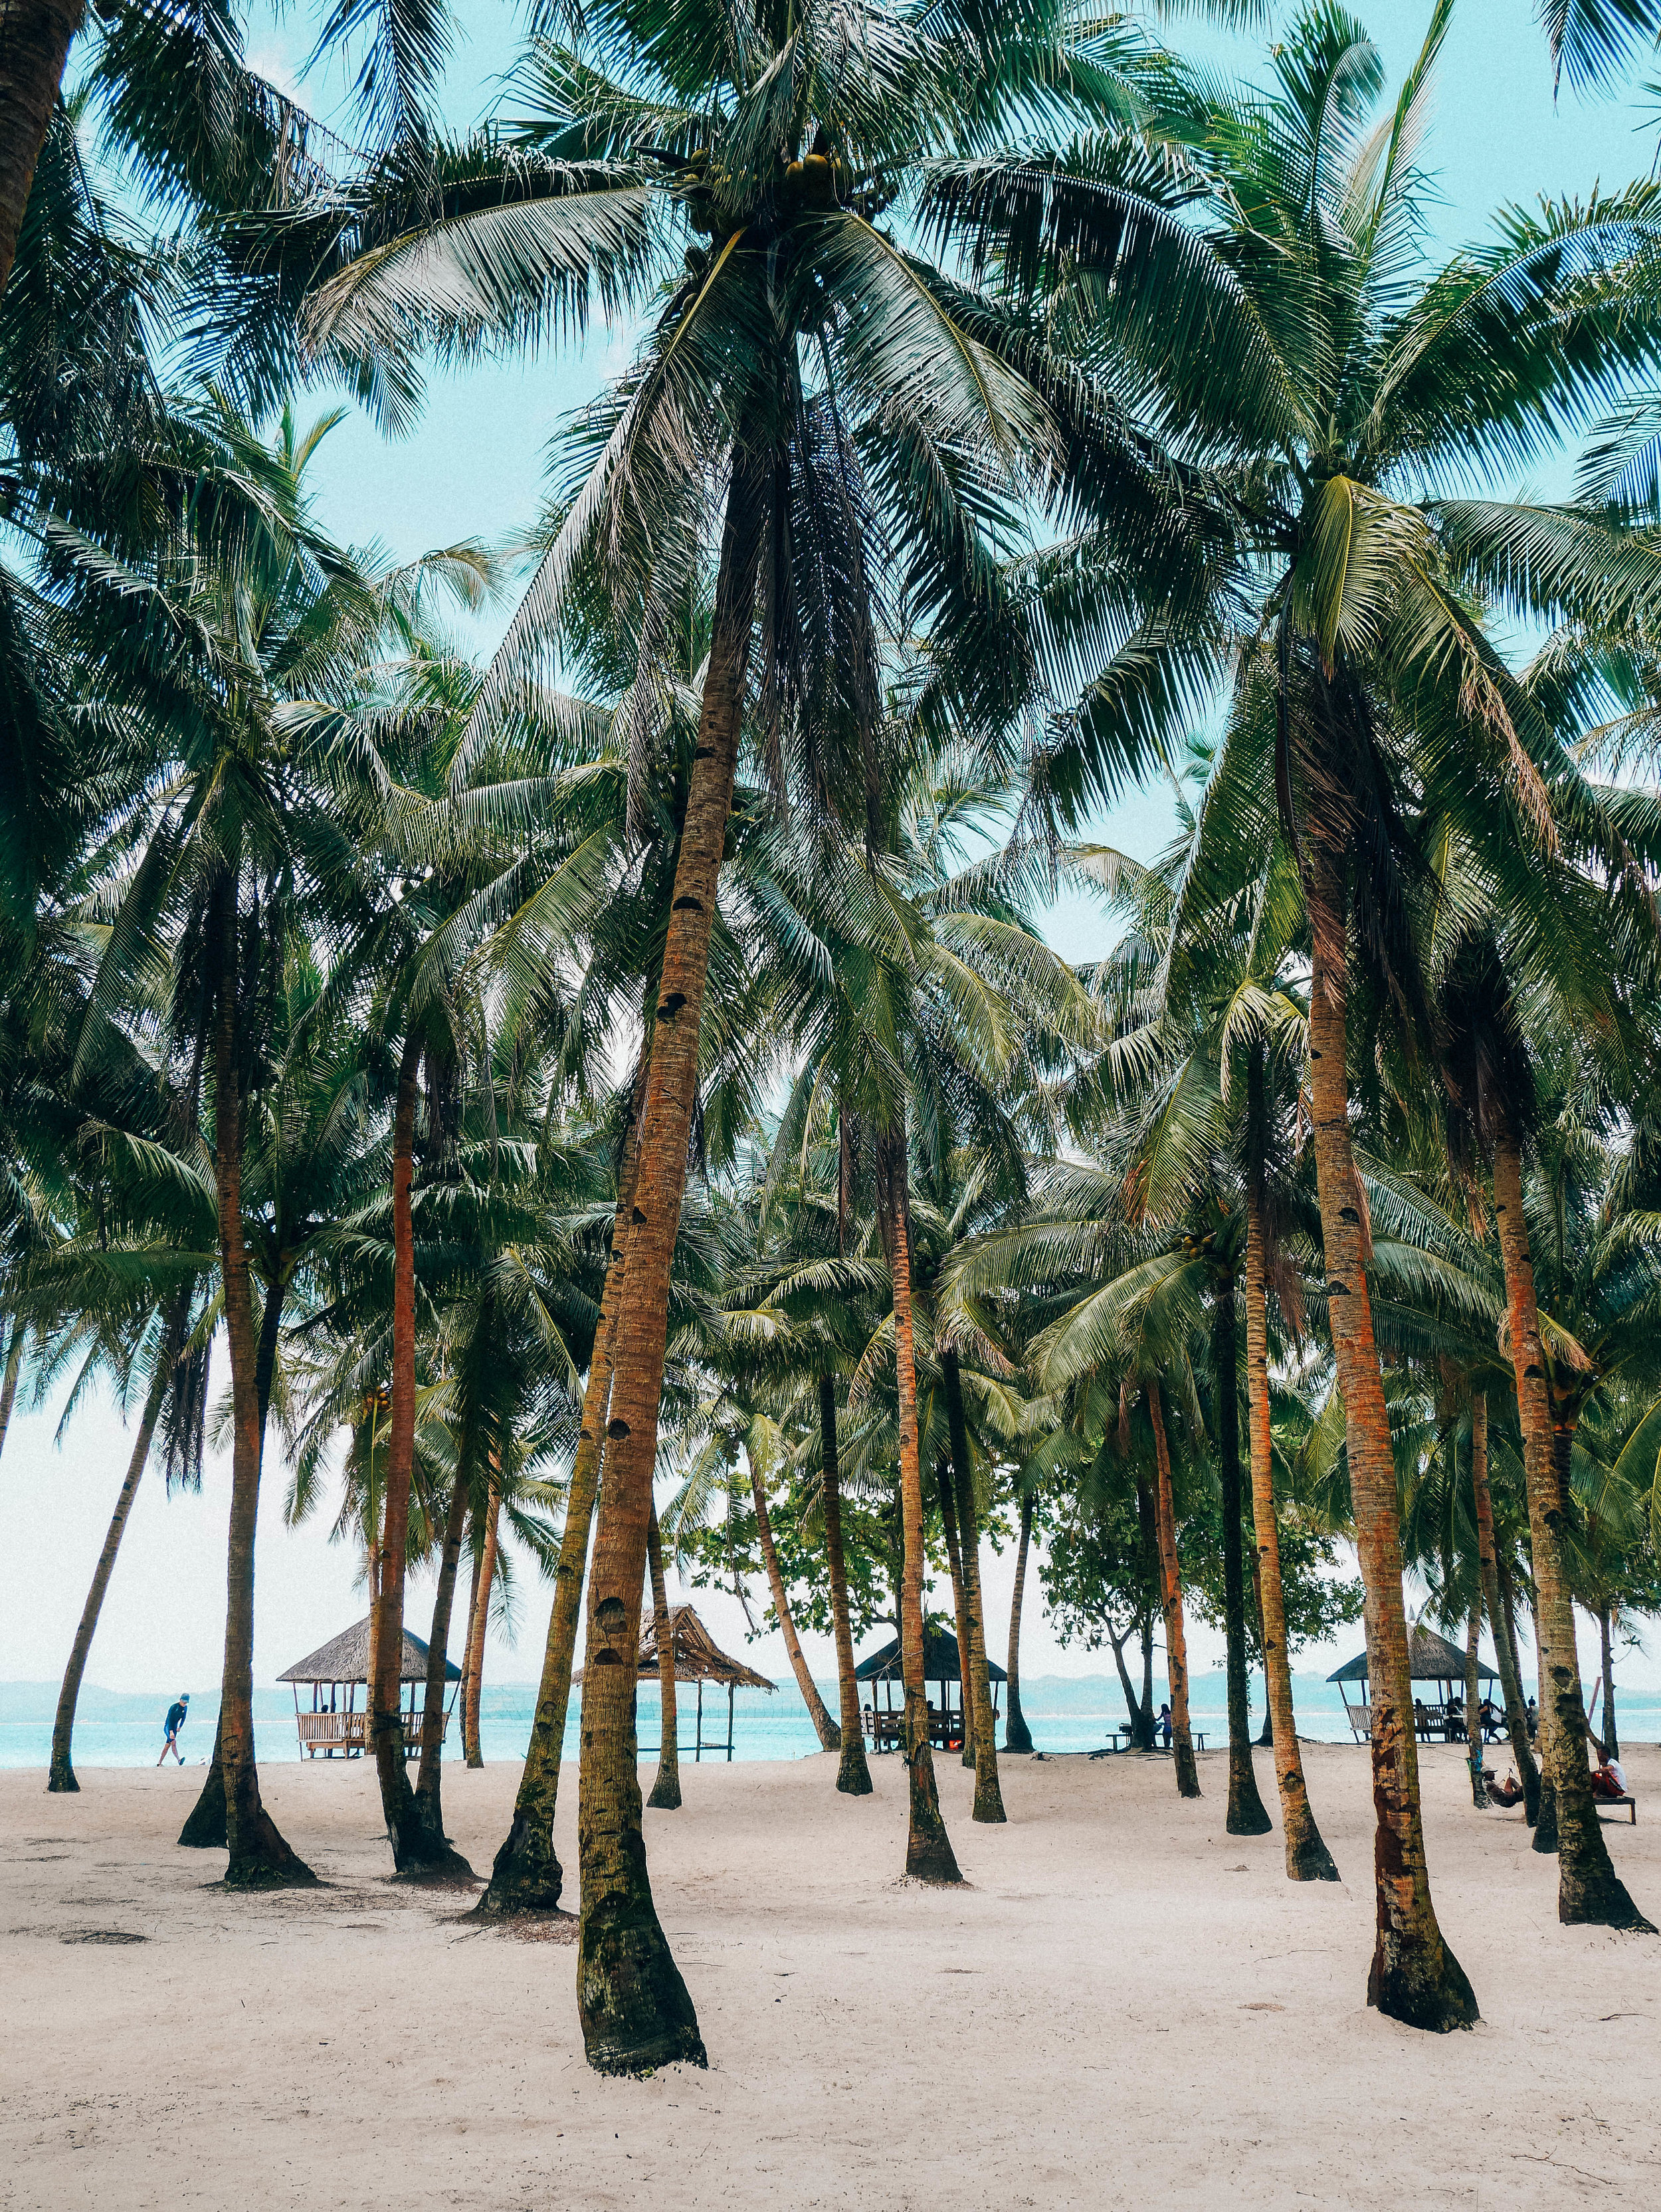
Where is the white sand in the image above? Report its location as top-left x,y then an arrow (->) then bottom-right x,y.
2,1741 -> 1656,2209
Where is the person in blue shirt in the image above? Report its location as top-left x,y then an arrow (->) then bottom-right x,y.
157,1694 -> 189,1765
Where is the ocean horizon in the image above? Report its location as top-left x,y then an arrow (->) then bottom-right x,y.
5,1668 -> 1656,1769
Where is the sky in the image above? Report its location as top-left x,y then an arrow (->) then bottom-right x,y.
8,1 -> 1661,1707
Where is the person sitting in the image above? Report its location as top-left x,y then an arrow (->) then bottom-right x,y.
1413,1698 -> 1432,1738
1590,1750 -> 1630,1801
1446,1696 -> 1466,1742
1488,1769 -> 1524,1808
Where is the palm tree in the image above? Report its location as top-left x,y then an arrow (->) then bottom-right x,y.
935,0 -> 1661,2023
287,0 -> 1205,2061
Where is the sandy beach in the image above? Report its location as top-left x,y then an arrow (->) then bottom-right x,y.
2,1742 -> 1656,2211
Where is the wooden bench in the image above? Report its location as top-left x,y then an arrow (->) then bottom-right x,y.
1594,1793 -> 1636,1825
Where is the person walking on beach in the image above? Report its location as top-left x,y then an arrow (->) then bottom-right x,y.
157,1694 -> 189,1765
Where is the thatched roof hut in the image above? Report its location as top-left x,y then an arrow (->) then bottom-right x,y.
280,1617 -> 461,1687
854,1621 -> 1003,1754
573,1603 -> 774,1763
278,1615 -> 460,1760
1327,1623 -> 1498,1743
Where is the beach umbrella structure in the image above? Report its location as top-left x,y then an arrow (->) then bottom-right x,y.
1328,1626 -> 1499,1746
278,1620 -> 462,1760
856,1625 -> 1007,1756
573,1604 -> 776,1765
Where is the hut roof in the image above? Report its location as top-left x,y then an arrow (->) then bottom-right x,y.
1327,1624 -> 1497,1686
571,1604 -> 775,1691
277,1616 -> 460,1686
854,1625 -> 1006,1684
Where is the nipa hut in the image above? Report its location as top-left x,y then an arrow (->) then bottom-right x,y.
854,1621 -> 1005,1753
1327,1623 -> 1498,1744
573,1602 -> 775,1762
278,1617 -> 460,1759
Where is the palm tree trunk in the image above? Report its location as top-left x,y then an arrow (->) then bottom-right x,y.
479,1100 -> 642,1914
374,1035 -> 468,1873
1250,1552 -> 1274,1747
1491,1122 -> 1650,1930
943,1350 -> 1003,1823
1214,1270 -> 1270,1836
645,1506 -> 682,1809
179,1276 -> 284,1853
458,1542 -> 483,1763
413,1462 -> 468,1849
1471,1395 -> 1539,1821
0,0 -> 82,300
1306,860 -> 1472,2023
1135,1478 -> 1159,1750
1147,1381 -> 1201,1799
462,1476 -> 500,1769
574,452 -> 768,2076
750,1447 -> 839,1750
0,1316 -> 23,1464
1600,1606 -> 1618,1762
876,1120 -> 959,1884
1003,1489 -> 1035,1754
48,1350 -> 169,1792
1244,1175 -> 1337,1878
1527,1581 -> 1557,1851
936,1455 -> 975,1767
1464,1608 -> 1486,1810
821,1373 -> 872,1794
209,900 -> 313,1890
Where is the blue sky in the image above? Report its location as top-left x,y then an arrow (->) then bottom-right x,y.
9,2 -> 1661,1704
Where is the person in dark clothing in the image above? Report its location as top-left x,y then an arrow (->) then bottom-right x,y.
157,1694 -> 189,1766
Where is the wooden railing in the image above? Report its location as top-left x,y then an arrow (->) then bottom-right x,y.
294,1709 -> 445,1758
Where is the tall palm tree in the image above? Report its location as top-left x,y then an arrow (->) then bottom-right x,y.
936,0 -> 1661,2023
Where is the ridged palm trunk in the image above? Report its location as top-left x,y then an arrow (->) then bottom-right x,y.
1244,1181 -> 1337,1879
936,1457 -> 975,1767
209,913 -> 314,1890
645,1508 -> 682,1809
1470,1395 -> 1538,1821
821,1375 -> 872,1795
574,455 -> 767,2077
1306,866 -> 1472,2025
750,1451 -> 838,1748
413,1464 -> 470,1852
1147,1383 -> 1200,1799
0,1318 -> 22,1462
943,1351 -> 1003,1823
462,1478 -> 500,1769
1464,1611 -> 1485,1810
1003,1490 -> 1034,1754
479,1107 -> 640,1914
0,0 -> 82,299
48,1350 -> 168,1792
1213,1274 -> 1270,1836
373,1037 -> 469,1874
877,1122 -> 960,1884
1491,1124 -> 1650,1931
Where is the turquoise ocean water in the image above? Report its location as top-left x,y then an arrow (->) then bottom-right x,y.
4,1670 -> 1657,1769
